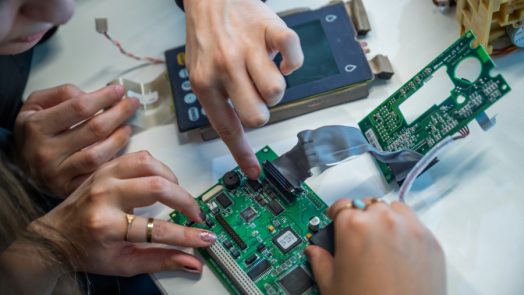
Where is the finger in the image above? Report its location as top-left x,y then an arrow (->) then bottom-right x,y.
326,198 -> 354,220
60,125 -> 132,179
224,69 -> 270,128
63,98 -> 138,151
40,84 -> 127,133
104,151 -> 178,184
266,22 -> 304,75
389,201 -> 419,221
246,51 -> 286,107
197,89 -> 260,179
127,217 -> 216,248
115,177 -> 201,222
24,84 -> 84,110
305,245 -> 334,291
120,247 -> 203,275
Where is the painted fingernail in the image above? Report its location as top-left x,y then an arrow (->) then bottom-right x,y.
183,266 -> 201,274
199,231 -> 217,243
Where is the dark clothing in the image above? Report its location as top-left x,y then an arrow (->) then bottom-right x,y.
0,49 -> 33,132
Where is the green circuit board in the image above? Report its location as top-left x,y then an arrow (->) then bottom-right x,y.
170,146 -> 331,295
358,31 -> 511,182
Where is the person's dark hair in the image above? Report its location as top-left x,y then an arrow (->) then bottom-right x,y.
0,154 -> 81,294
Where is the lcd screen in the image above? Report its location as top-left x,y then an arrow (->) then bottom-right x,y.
275,20 -> 339,88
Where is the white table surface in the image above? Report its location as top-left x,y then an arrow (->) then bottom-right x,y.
25,0 -> 524,294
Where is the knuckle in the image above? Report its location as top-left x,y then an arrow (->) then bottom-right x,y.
59,83 -> 78,96
339,212 -> 367,231
136,150 -> 153,163
71,98 -> 92,118
260,82 -> 285,102
153,221 -> 168,241
380,211 -> 399,230
87,118 -> 109,138
34,149 -> 52,166
83,149 -> 105,170
189,71 -> 214,91
149,176 -> 171,197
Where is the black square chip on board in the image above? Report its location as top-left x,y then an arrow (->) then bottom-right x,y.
279,267 -> 316,295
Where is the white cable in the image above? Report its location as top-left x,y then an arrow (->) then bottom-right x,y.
398,136 -> 455,203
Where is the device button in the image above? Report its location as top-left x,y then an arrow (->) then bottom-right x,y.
188,107 -> 200,122
325,14 -> 337,22
179,68 -> 189,79
176,52 -> 186,66
345,64 -> 357,72
184,93 -> 197,104
181,81 -> 192,91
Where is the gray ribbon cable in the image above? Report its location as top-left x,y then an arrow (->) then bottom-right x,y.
272,125 -> 424,188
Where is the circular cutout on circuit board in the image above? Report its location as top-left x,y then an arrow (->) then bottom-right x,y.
454,57 -> 482,83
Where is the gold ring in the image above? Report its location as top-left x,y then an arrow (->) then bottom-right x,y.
146,218 -> 154,243
331,202 -> 356,222
125,214 -> 136,242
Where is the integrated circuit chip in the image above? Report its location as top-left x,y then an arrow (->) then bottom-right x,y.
247,179 -> 262,192
279,267 -> 316,295
273,227 -> 301,254
247,259 -> 271,281
240,207 -> 257,223
215,192 -> 232,208
268,199 -> 284,216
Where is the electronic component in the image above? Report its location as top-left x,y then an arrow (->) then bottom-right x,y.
247,179 -> 263,192
201,185 -> 224,203
240,207 -> 257,223
170,146 -> 328,294
205,242 -> 262,295
216,214 -> 247,250
279,267 -> 316,295
267,199 -> 284,216
309,223 -> 335,255
230,248 -> 240,259
308,216 -> 321,232
257,244 -> 266,253
208,201 -> 219,215
205,219 -> 215,228
359,31 -> 511,182
273,227 -> 302,254
215,192 -> 233,209
223,240 -> 233,249
263,161 -> 297,203
247,259 -> 272,281
245,254 -> 257,265
223,171 -> 241,190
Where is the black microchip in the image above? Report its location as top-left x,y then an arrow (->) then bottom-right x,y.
247,259 -> 271,280
223,240 -> 233,249
268,199 -> 284,216
205,219 -> 214,228
244,254 -> 257,265
308,222 -> 335,255
230,248 -> 240,259
257,244 -> 266,252
215,192 -> 232,208
240,207 -> 257,222
247,179 -> 262,192
279,267 -> 316,295
272,227 -> 301,254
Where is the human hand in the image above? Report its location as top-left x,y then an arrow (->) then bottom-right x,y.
34,151 -> 214,276
306,198 -> 446,295
14,84 -> 139,197
184,0 -> 304,179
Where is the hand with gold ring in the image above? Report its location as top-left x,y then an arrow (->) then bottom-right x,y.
305,197 -> 446,295
33,151 -> 216,276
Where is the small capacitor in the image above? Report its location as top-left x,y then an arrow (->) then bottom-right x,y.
507,23 -> 524,48
308,216 -> 321,232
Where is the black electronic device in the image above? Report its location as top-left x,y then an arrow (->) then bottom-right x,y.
165,2 -> 378,134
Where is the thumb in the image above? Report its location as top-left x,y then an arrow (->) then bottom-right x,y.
305,245 -> 334,292
120,247 -> 203,276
